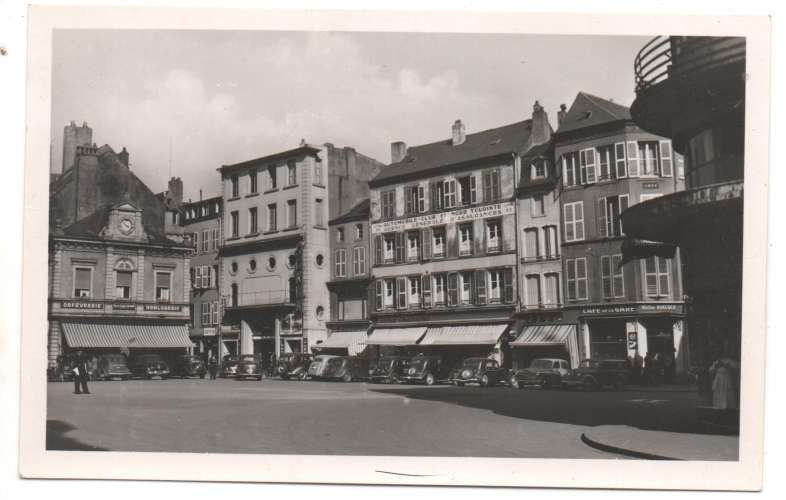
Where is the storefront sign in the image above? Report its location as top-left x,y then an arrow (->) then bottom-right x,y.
371,202 -> 515,234
639,303 -> 683,313
144,303 -> 182,312
61,301 -> 104,310
581,303 -> 684,316
581,305 -> 638,315
112,302 -> 136,311
642,182 -> 660,190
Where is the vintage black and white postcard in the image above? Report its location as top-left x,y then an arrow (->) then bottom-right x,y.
18,5 -> 770,490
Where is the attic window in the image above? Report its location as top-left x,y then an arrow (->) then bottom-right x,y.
578,111 -> 593,121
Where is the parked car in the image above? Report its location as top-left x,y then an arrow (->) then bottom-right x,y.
401,355 -> 450,385
128,354 -> 170,379
276,353 -> 313,380
307,354 -> 341,380
509,358 -> 571,389
321,356 -> 368,382
449,357 -> 506,387
235,354 -> 264,381
561,359 -> 630,390
171,355 -> 207,379
220,355 -> 239,378
367,356 -> 411,384
94,353 -> 132,381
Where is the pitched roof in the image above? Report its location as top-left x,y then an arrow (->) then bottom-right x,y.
556,92 -> 632,134
370,120 -> 532,186
329,198 -> 370,225
62,205 -> 178,245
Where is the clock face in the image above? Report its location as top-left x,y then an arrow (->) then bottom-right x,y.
119,217 -> 135,235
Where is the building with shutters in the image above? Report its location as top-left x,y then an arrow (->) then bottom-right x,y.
218,143 -> 383,359
181,196 -> 224,359
48,125 -> 193,367
366,103 -> 551,371
317,199 -> 373,357
555,92 -> 688,374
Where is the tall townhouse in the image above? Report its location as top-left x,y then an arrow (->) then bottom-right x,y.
367,103 -> 550,371
181,196 -> 223,359
219,143 -> 383,359
316,199 -> 373,356
48,124 -> 193,366
556,92 -> 688,373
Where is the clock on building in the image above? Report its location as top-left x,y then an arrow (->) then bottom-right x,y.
119,217 -> 135,235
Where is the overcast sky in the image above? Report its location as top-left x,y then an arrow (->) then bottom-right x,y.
51,30 -> 649,200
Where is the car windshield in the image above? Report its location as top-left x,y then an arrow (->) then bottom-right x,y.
377,358 -> 396,370
409,358 -> 428,370
327,358 -> 346,367
529,359 -> 554,369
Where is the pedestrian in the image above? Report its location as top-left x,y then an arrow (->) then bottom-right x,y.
633,352 -> 644,384
208,355 -> 218,380
710,355 -> 739,410
73,351 -> 90,394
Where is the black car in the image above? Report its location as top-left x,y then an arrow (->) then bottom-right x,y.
94,353 -> 132,381
235,354 -> 264,381
128,354 -> 170,379
220,355 -> 239,378
508,358 -> 571,389
449,358 -> 506,387
401,355 -> 450,385
561,359 -> 630,390
276,353 -> 313,380
368,356 -> 410,384
171,355 -> 207,379
322,356 -> 368,382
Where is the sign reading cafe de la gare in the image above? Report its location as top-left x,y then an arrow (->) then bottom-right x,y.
371,201 -> 516,234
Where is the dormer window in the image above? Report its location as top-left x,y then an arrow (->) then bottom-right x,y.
531,160 -> 546,179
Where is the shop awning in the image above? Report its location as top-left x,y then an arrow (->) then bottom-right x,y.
419,324 -> 508,346
511,324 -> 580,368
366,327 -> 426,346
61,322 -> 193,348
316,330 -> 368,355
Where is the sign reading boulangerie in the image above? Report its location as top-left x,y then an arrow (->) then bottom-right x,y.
371,202 -> 515,234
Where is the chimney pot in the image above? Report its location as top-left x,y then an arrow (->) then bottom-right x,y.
530,100 -> 552,147
451,119 -> 466,146
558,103 -> 568,125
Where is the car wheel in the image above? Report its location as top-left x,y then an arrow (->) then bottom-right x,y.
480,374 -> 489,387
342,372 -> 353,383
509,376 -> 520,390
425,373 -> 435,386
298,371 -> 307,381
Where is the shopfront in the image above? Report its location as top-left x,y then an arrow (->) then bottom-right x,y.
509,324 -> 580,369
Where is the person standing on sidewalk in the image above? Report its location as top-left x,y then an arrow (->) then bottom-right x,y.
208,355 -> 218,380
73,351 -> 90,394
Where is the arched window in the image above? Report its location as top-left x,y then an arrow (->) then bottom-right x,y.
115,258 -> 135,271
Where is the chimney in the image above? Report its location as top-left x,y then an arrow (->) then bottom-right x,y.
118,147 -> 129,167
167,177 -> 184,209
62,120 -> 93,172
391,141 -> 407,164
530,100 -> 552,147
558,103 -> 567,126
451,119 -> 466,146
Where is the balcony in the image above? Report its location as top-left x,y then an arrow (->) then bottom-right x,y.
225,290 -> 295,309
631,36 -> 746,139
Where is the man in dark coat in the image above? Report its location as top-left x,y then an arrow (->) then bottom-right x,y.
73,351 -> 90,394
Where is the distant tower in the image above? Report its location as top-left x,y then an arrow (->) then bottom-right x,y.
62,121 -> 93,173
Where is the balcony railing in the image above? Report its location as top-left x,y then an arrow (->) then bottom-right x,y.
226,290 -> 294,308
634,36 -> 746,94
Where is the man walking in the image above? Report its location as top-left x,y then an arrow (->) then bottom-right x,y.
208,355 -> 218,380
73,351 -> 90,394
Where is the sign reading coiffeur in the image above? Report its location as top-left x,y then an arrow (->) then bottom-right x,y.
371,202 -> 514,234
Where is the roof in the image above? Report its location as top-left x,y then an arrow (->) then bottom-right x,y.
219,146 -> 321,175
328,198 -> 370,225
61,204 -> 178,245
556,92 -> 632,134
370,120 -> 532,186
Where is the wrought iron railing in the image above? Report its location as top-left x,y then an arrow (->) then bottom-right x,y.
634,36 -> 746,93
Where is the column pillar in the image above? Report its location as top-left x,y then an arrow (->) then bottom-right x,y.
240,317 -> 253,355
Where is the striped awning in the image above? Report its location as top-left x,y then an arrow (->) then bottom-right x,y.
61,322 -> 193,348
511,324 -> 580,368
317,330 -> 368,356
419,324 -> 508,346
366,327 -> 426,346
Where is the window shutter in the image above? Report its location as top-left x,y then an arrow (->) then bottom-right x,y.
659,140 -> 673,177
645,257 -> 658,296
619,195 -> 629,235
375,280 -> 383,310
422,275 -> 432,308
612,255 -> 624,298
418,185 -> 426,213
482,171 -> 491,202
579,150 -> 587,184
626,141 -> 640,177
396,277 -> 407,309
447,272 -> 458,306
208,266 -> 215,288
374,235 -> 383,265
564,204 -> 574,242
405,187 -> 415,214
470,175 -> 477,203
475,270 -> 487,305
585,149 -> 597,184
574,202 -> 585,240
503,268 -> 514,303
492,169 -> 501,199
658,257 -> 670,296
477,222 -> 486,256
566,259 -> 576,301
421,228 -> 432,261
395,232 -> 405,263
194,266 -> 202,289
189,267 -> 195,287
601,256 -> 612,298
598,197 -> 607,238
576,258 -> 587,300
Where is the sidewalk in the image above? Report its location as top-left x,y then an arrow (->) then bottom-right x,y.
581,425 -> 739,460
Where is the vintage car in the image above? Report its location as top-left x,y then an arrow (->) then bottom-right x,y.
509,358 -> 571,389
449,357 -> 506,387
128,354 -> 170,379
276,353 -> 313,380
401,355 -> 450,385
94,353 -> 132,381
561,358 -> 630,390
367,356 -> 411,384
220,355 -> 239,378
171,355 -> 207,379
307,354 -> 341,379
235,354 -> 264,381
321,356 -> 368,382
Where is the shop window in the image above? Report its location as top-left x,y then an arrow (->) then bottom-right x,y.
563,201 -> 584,242
644,256 -> 671,297
589,320 -> 627,360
